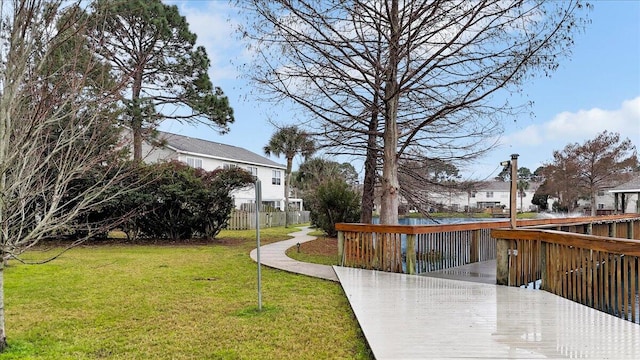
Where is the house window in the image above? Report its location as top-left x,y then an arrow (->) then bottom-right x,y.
272,170 -> 282,185
597,191 -> 605,196
486,191 -> 493,198
247,166 -> 258,176
223,163 -> 237,170
186,157 -> 202,169
597,203 -> 605,210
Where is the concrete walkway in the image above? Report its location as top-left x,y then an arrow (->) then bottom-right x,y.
249,227 -> 339,281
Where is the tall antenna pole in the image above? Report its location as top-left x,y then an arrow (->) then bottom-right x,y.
255,179 -> 262,311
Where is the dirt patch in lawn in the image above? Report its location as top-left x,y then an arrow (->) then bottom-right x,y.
298,236 -> 338,256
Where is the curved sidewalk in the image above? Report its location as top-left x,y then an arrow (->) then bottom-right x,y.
249,226 -> 339,282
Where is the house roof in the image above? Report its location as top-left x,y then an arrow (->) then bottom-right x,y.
609,174 -> 640,193
478,181 -> 541,192
157,131 -> 285,169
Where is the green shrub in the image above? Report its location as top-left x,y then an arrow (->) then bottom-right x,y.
306,180 -> 360,237
84,161 -> 253,241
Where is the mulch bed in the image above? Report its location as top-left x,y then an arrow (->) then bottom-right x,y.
297,236 -> 338,257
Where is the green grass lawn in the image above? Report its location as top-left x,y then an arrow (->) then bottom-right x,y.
0,227 -> 371,359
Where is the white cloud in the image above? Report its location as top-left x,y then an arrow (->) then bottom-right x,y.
502,96 -> 640,149
500,124 -> 543,146
543,97 -> 640,144
171,1 -> 245,82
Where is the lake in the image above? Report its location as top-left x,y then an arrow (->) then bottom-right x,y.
374,217 -> 505,225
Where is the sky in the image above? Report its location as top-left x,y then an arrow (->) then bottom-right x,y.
160,0 -> 640,182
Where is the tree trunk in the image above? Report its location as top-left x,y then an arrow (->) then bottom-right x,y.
591,189 -> 597,216
133,123 -> 142,161
520,194 -> 523,212
379,0 -> 400,225
131,68 -> 144,161
360,107 -> 379,224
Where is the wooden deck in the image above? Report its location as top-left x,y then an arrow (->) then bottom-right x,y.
421,259 -> 497,284
334,266 -> 640,359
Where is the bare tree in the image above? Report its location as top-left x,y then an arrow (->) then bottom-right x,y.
398,157 -> 464,213
0,0 -> 136,349
240,0 -> 589,224
543,152 -> 582,212
544,131 -> 638,215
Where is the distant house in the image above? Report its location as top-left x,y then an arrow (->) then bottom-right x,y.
424,181 -> 542,212
577,186 -> 617,214
139,131 -> 292,211
576,177 -> 639,214
608,175 -> 640,214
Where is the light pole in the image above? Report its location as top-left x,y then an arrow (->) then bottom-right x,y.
255,179 -> 262,311
501,154 -> 519,229
509,154 -> 519,228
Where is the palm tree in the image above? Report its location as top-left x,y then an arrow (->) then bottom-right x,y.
264,126 -> 315,227
518,180 -> 530,213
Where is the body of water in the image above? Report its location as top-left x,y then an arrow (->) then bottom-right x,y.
374,217 -> 505,225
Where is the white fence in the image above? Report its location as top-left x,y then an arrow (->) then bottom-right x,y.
226,211 -> 311,230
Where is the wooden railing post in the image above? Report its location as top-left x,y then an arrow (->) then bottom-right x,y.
609,222 -> 616,237
406,234 -> 416,275
540,242 -> 548,291
627,220 -> 634,239
496,238 -> 509,286
470,230 -> 480,263
337,231 -> 345,266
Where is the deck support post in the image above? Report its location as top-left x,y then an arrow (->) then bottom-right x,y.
496,238 -> 510,286
609,222 -> 616,238
540,242 -> 548,291
470,230 -> 480,263
337,231 -> 344,266
406,234 -> 416,275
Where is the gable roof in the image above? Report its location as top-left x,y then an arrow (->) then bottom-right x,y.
157,131 -> 285,169
609,174 -> 640,193
477,181 -> 541,192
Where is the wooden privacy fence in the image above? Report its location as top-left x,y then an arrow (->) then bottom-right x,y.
336,214 -> 640,276
492,218 -> 640,324
226,211 -> 310,230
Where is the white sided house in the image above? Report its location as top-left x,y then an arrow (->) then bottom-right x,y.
425,181 -> 542,212
141,131 -> 290,211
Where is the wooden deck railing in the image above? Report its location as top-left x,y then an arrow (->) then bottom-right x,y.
492,221 -> 640,324
336,222 -> 498,274
336,214 -> 640,275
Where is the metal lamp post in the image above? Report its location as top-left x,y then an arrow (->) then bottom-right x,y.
255,179 -> 262,311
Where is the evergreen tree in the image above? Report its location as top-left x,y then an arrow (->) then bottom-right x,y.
88,0 -> 234,160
